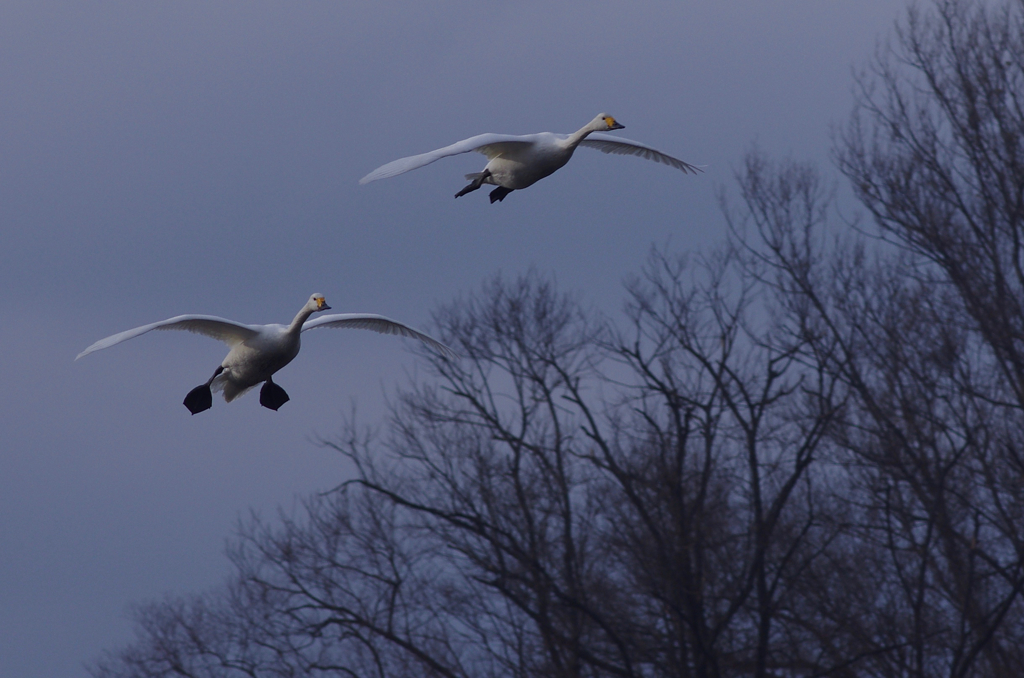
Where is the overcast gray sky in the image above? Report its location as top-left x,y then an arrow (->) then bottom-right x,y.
1,1 -> 900,675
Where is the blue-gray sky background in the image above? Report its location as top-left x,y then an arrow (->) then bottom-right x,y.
1,2 -> 899,675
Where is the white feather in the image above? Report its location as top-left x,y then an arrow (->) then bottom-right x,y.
579,134 -> 703,174
302,313 -> 458,359
359,134 -> 535,184
76,315 -> 259,360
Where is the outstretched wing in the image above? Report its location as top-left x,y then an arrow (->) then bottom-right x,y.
359,133 -> 536,184
579,133 -> 704,175
301,313 -> 457,358
76,315 -> 260,360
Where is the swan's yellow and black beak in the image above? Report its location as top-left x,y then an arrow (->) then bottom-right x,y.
316,297 -> 331,311
605,116 -> 625,130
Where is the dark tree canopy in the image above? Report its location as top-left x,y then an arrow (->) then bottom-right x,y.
91,2 -> 1024,677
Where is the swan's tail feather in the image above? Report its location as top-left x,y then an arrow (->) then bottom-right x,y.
212,373 -> 257,403
222,383 -> 257,403
464,171 -> 488,181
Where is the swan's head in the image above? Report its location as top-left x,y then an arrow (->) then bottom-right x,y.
308,293 -> 332,313
595,113 -> 625,131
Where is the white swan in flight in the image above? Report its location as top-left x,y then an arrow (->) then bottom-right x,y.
76,293 -> 456,414
360,113 -> 702,203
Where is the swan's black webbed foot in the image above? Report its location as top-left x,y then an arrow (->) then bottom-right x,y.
183,365 -> 223,414
183,385 -> 213,414
455,183 -> 479,198
489,186 -> 513,203
455,170 -> 491,198
260,379 -> 290,411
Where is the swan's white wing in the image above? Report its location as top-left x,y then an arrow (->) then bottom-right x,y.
579,133 -> 704,175
359,133 -> 537,184
301,313 -> 457,358
76,315 -> 260,360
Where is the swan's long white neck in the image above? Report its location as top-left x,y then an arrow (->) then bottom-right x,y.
563,119 -> 604,150
561,124 -> 598,152
288,305 -> 317,334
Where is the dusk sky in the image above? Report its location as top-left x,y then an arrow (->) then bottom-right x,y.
1,2 -> 900,675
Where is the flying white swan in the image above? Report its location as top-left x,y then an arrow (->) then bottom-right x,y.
359,113 -> 702,203
76,293 -> 456,414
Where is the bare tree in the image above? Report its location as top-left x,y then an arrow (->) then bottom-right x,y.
834,2 -> 1024,675
840,0 -> 1024,405
731,144 -> 1024,677
717,3 -> 1024,675
601,245 -> 843,678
